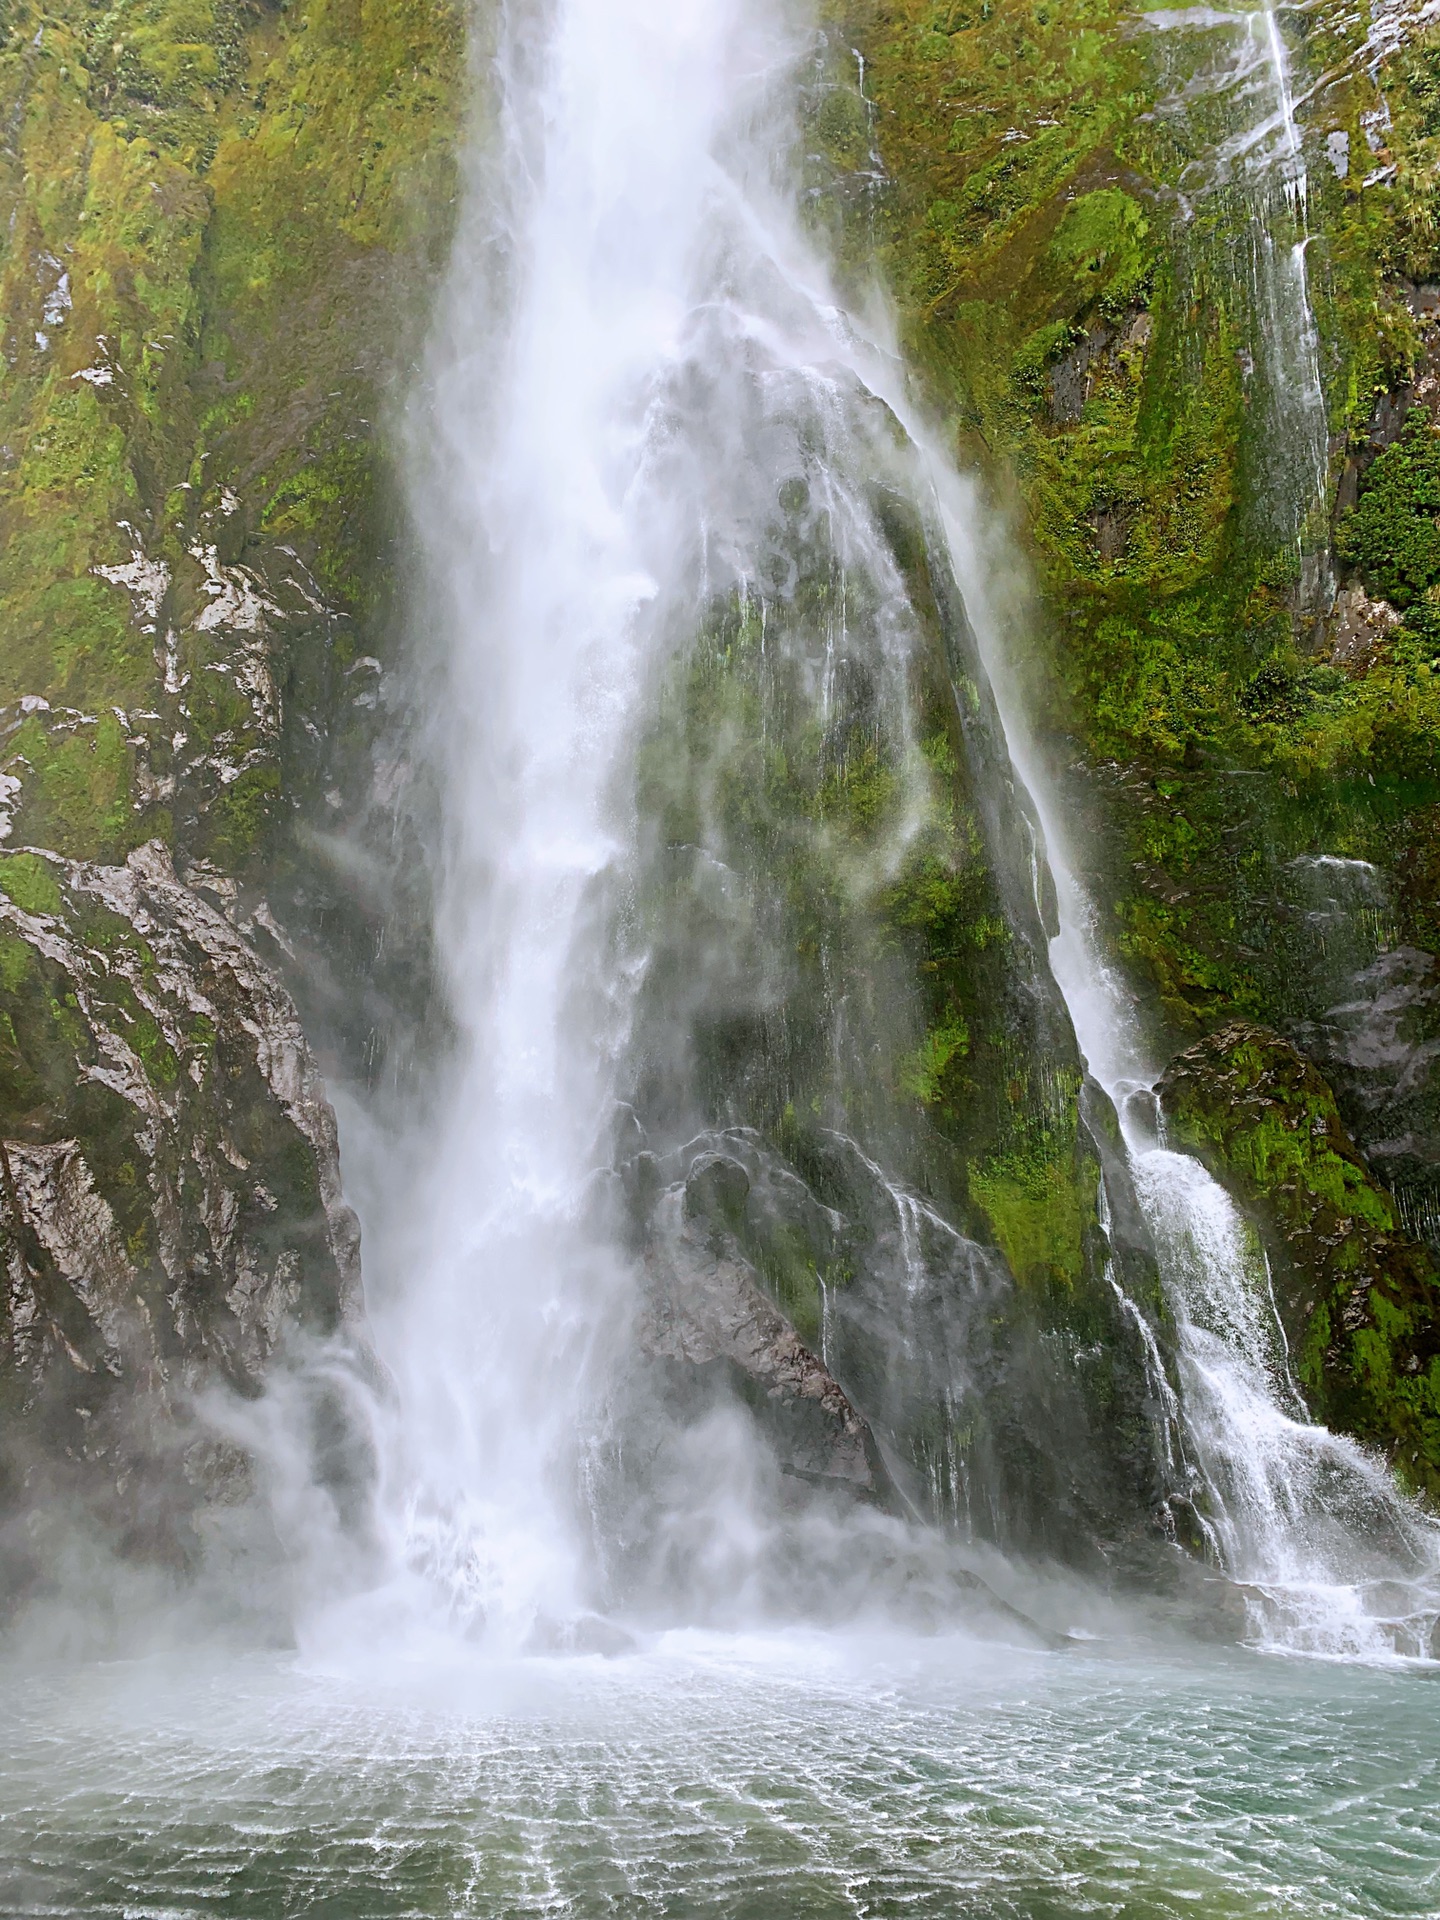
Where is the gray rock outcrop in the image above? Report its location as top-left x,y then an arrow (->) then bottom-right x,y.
0,838 -> 361,1587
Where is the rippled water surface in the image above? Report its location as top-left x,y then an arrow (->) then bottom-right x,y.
0,1630 -> 1436,1917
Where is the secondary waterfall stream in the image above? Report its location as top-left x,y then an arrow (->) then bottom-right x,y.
1145,1 -> 1333,607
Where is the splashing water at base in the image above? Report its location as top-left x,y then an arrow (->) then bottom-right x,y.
1132,1145 -> 1440,1660
2,1634 -> 1439,1917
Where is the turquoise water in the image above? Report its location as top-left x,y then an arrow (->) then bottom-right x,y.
1,1629 -> 1436,1917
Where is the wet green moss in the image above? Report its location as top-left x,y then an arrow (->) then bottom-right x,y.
0,0 -> 462,860
0,852 -> 64,918
968,1072 -> 1095,1291
1336,416 -> 1440,607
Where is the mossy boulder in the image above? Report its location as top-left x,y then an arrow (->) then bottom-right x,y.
1159,1022 -> 1440,1500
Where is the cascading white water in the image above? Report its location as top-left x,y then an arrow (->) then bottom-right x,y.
1134,1148 -> 1440,1657
909,455 -> 1440,1660
359,0 -> 793,1647
360,0 -> 966,1646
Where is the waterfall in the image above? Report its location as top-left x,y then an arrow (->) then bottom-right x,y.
322,0 -> 1437,1662
359,0 -> 792,1647
909,448 -> 1440,1660
1135,1148 -> 1440,1657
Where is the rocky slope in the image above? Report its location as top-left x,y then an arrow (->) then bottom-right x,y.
0,834 -> 362,1575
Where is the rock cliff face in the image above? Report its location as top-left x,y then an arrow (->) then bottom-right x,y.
0,835 -> 361,1577
0,0 -> 462,1595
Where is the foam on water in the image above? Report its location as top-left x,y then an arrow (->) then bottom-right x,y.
1,1636 -> 1438,1917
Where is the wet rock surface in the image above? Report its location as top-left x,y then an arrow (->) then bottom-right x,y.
637,1150 -> 893,1503
0,839 -> 361,1588
1292,945 -> 1440,1250
621,1121 -> 1189,1578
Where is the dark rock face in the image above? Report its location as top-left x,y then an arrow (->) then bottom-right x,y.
1159,1022 -> 1440,1500
0,839 -> 362,1586
643,1166 -> 891,1503
1293,946 -> 1440,1250
618,1121 -> 1187,1578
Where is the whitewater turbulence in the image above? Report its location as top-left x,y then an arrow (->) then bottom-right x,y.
362,0 -> 787,1645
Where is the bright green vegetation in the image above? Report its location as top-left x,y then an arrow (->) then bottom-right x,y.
817,1 -> 1440,1462
823,0 -> 1440,1032
1336,415 -> 1440,606
0,0 -> 462,1253
0,0 -> 462,863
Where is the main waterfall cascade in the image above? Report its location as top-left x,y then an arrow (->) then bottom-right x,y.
303,0 -> 1440,1662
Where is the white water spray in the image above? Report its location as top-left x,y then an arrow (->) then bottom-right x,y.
362,0 -> 790,1647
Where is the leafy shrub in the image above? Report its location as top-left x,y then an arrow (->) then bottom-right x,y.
1336,413 -> 1440,607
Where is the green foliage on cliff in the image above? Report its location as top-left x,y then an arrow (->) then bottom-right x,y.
1336,415 -> 1440,606
827,1 -> 1440,1067
0,0 -> 462,863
